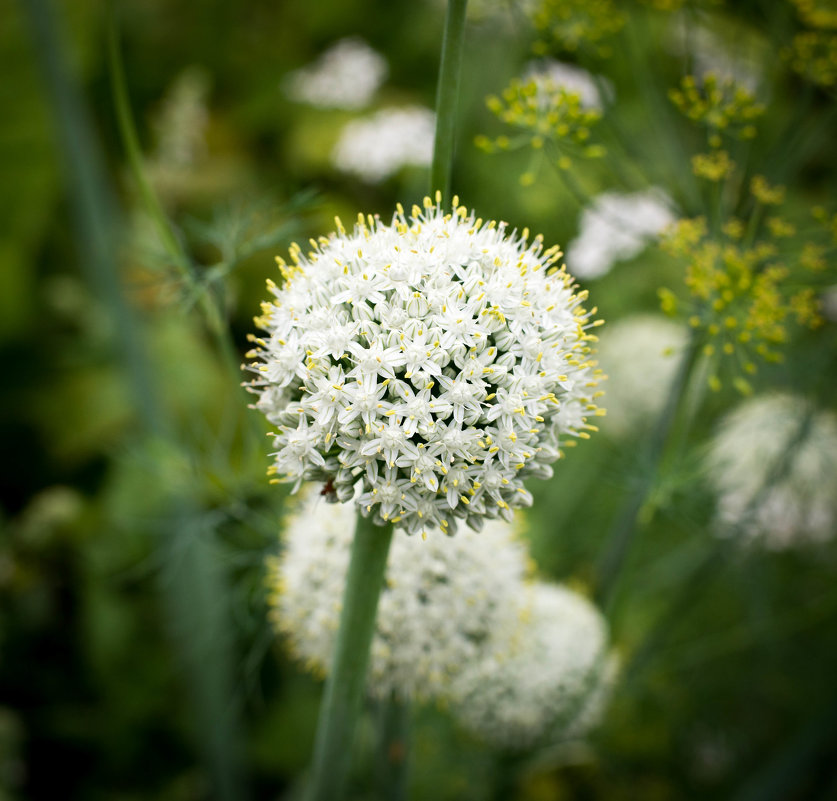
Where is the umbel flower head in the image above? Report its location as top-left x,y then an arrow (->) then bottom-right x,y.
449,582 -> 616,752
705,393 -> 837,549
267,489 -> 531,701
246,195 -> 603,536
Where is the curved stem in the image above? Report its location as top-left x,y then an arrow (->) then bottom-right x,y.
431,0 -> 468,204
108,7 -> 246,390
307,515 -> 394,801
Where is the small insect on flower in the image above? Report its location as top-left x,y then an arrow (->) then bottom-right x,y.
246,194 -> 604,536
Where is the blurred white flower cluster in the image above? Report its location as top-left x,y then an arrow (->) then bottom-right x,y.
451,582 -> 617,751
152,67 -> 210,168
247,197 -> 603,536
523,59 -> 610,110
331,107 -> 436,182
668,14 -> 764,92
270,489 -> 529,700
566,190 -> 675,280
283,37 -> 388,110
596,315 -> 689,437
706,393 -> 837,549
269,491 -> 615,747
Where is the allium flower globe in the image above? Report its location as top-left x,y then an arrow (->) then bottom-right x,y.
706,393 -> 837,549
268,489 -> 531,700
450,582 -> 616,751
247,196 -> 603,536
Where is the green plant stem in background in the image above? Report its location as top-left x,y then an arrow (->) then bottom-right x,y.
21,0 -> 161,436
431,0 -> 468,204
107,8 -> 246,394
594,336 -> 701,610
23,3 -> 246,798
307,515 -> 394,801
375,693 -> 410,801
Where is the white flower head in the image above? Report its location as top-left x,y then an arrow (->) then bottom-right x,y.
566,189 -> 676,280
283,37 -> 388,110
152,67 -> 210,169
247,196 -> 604,536
450,582 -> 616,752
268,489 -> 531,701
705,393 -> 837,549
523,59 -> 611,110
596,315 -> 689,437
331,107 -> 436,183
667,13 -> 764,93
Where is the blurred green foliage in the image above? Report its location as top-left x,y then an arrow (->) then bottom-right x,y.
2,0 -> 837,799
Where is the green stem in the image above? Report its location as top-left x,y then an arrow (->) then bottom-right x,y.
431,0 -> 468,204
594,336 -> 702,610
307,515 -> 394,801
107,8 -> 246,391
374,693 -> 410,801
23,3 -> 246,798
107,8 -> 195,287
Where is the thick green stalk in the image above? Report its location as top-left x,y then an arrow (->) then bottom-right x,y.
374,693 -> 410,801
431,0 -> 468,204
594,336 -> 701,609
307,515 -> 394,801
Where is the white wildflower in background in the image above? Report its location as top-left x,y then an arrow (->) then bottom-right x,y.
331,107 -> 436,183
152,67 -> 211,169
596,315 -> 688,437
247,196 -> 603,536
283,37 -> 388,110
268,489 -> 531,701
523,59 -> 610,109
668,14 -> 764,93
706,393 -> 837,549
566,190 -> 675,280
450,582 -> 616,751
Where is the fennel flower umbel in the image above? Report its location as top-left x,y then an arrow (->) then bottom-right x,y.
268,489 -> 531,701
246,195 -> 603,536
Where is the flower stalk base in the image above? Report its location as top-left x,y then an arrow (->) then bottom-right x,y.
306,514 -> 394,801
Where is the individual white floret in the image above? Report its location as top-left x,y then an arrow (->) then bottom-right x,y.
331,107 -> 436,183
283,38 -> 387,110
705,394 -> 837,549
268,489 -> 531,701
449,582 -> 616,751
566,190 -> 675,280
595,315 -> 689,437
246,196 -> 603,536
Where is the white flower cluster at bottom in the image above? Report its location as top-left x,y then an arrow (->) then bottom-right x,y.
268,488 -> 615,749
